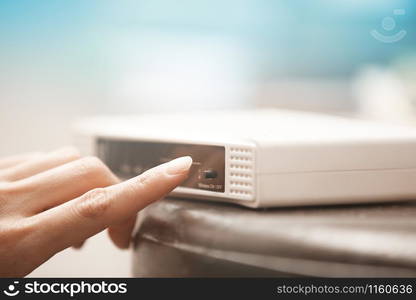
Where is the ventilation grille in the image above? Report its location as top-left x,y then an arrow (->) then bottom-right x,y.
228,146 -> 255,200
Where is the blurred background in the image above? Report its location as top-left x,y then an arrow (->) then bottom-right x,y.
0,0 -> 415,277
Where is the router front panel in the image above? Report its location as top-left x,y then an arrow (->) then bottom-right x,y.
94,137 -> 256,205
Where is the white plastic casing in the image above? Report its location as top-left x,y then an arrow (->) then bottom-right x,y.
73,109 -> 416,208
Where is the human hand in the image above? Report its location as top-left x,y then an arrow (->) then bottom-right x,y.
0,147 -> 192,277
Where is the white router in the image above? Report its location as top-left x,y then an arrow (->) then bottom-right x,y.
73,109 -> 416,208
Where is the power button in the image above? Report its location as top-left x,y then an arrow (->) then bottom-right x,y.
203,169 -> 218,179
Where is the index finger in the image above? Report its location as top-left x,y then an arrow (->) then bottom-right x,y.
31,156 -> 192,255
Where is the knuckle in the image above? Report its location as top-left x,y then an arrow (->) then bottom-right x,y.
78,156 -> 118,185
75,188 -> 111,219
78,156 -> 105,175
0,219 -> 34,246
137,172 -> 151,186
136,169 -> 159,187
0,183 -> 29,217
0,182 -> 20,202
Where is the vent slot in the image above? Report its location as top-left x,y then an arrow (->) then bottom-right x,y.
228,147 -> 255,200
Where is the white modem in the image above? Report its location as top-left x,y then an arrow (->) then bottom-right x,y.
73,109 -> 416,208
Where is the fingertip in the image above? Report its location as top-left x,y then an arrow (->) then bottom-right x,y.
165,156 -> 193,176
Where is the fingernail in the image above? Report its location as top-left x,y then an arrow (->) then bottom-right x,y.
165,156 -> 193,175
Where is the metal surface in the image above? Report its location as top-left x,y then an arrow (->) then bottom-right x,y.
132,198 -> 416,277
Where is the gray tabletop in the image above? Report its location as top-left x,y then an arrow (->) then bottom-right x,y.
132,198 -> 416,277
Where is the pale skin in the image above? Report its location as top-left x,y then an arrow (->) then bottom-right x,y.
0,147 -> 193,277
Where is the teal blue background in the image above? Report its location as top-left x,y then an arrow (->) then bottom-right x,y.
0,0 -> 414,80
